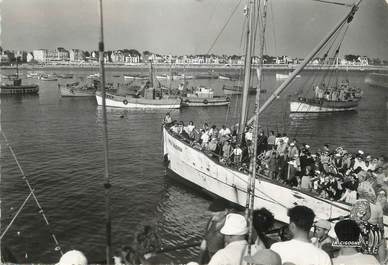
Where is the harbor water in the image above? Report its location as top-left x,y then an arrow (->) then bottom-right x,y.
1,68 -> 388,263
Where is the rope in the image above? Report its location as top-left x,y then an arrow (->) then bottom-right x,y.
0,191 -> 33,240
207,0 -> 243,54
0,131 -> 63,256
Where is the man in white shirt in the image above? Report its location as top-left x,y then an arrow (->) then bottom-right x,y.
332,219 -> 379,265
208,213 -> 257,265
270,206 -> 332,265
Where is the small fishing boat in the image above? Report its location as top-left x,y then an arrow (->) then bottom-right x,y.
26,72 -> 42,79
96,92 -> 181,109
123,74 -> 148,80
276,73 -> 301,80
365,73 -> 388,88
1,61 -> 39,95
57,73 -> 74,79
39,74 -> 58,81
59,81 -> 97,97
87,73 -> 101,79
181,86 -> 230,107
194,73 -> 219,79
222,85 -> 265,95
218,74 -> 233,80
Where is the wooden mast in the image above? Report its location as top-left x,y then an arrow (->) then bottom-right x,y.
238,0 -> 256,141
97,0 -> 112,264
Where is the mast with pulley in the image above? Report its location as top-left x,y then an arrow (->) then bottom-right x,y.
97,0 -> 112,264
238,0 -> 256,141
245,0 -> 269,255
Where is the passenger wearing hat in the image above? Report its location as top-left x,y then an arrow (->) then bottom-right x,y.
332,220 -> 379,265
56,250 -> 87,265
208,213 -> 257,265
270,206 -> 331,265
311,219 -> 334,251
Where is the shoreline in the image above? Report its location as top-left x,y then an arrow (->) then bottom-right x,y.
1,63 -> 388,72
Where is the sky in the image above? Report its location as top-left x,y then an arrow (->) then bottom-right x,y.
1,0 -> 388,59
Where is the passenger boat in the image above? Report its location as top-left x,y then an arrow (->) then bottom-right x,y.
276,73 -> 301,80
58,81 -> 97,97
219,74 -> 232,80
26,72 -> 42,79
156,73 -> 194,80
181,86 -> 230,107
162,1 -> 388,236
365,72 -> 388,88
290,97 -> 361,113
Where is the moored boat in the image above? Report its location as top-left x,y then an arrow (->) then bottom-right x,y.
57,73 -> 74,79
59,81 -> 97,97
181,86 -> 230,107
1,79 -> 39,95
276,73 -> 301,80
39,74 -> 58,81
123,74 -> 148,80
96,92 -> 181,109
222,84 -> 266,95
365,72 -> 388,88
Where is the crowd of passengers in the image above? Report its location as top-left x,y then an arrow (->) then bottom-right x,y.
164,114 -> 388,210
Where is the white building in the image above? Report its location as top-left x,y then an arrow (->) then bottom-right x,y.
33,49 -> 48,62
27,52 -> 34,62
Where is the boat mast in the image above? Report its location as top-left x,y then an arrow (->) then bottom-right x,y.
97,0 -> 112,264
238,0 -> 256,140
246,0 -> 268,255
246,0 -> 362,124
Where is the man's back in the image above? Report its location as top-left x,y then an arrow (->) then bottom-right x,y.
270,239 -> 331,265
332,252 -> 379,265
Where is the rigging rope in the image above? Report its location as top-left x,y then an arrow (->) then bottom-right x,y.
207,0 -> 244,54
0,131 -> 63,256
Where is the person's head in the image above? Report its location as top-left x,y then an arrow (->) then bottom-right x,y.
283,133 -> 287,137
56,250 -> 87,265
222,124 -> 226,129
270,130 -> 275,136
189,121 -> 194,126
243,249 -> 282,265
314,219 -> 331,239
288,206 -> 315,237
334,219 -> 361,246
220,213 -> 248,244
252,208 -> 275,234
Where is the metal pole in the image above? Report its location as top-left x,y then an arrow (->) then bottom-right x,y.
238,0 -> 255,141
246,1 -> 362,124
97,0 -> 111,264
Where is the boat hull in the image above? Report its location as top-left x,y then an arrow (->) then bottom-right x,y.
60,86 -> 96,97
181,97 -> 230,107
290,99 -> 359,113
0,85 -> 39,95
162,127 -> 388,236
96,93 -> 181,109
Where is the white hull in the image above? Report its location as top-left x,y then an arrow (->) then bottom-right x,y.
163,127 -> 388,235
276,73 -> 301,80
96,94 -> 181,109
290,101 -> 356,113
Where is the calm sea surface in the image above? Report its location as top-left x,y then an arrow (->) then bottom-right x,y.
1,68 -> 387,263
